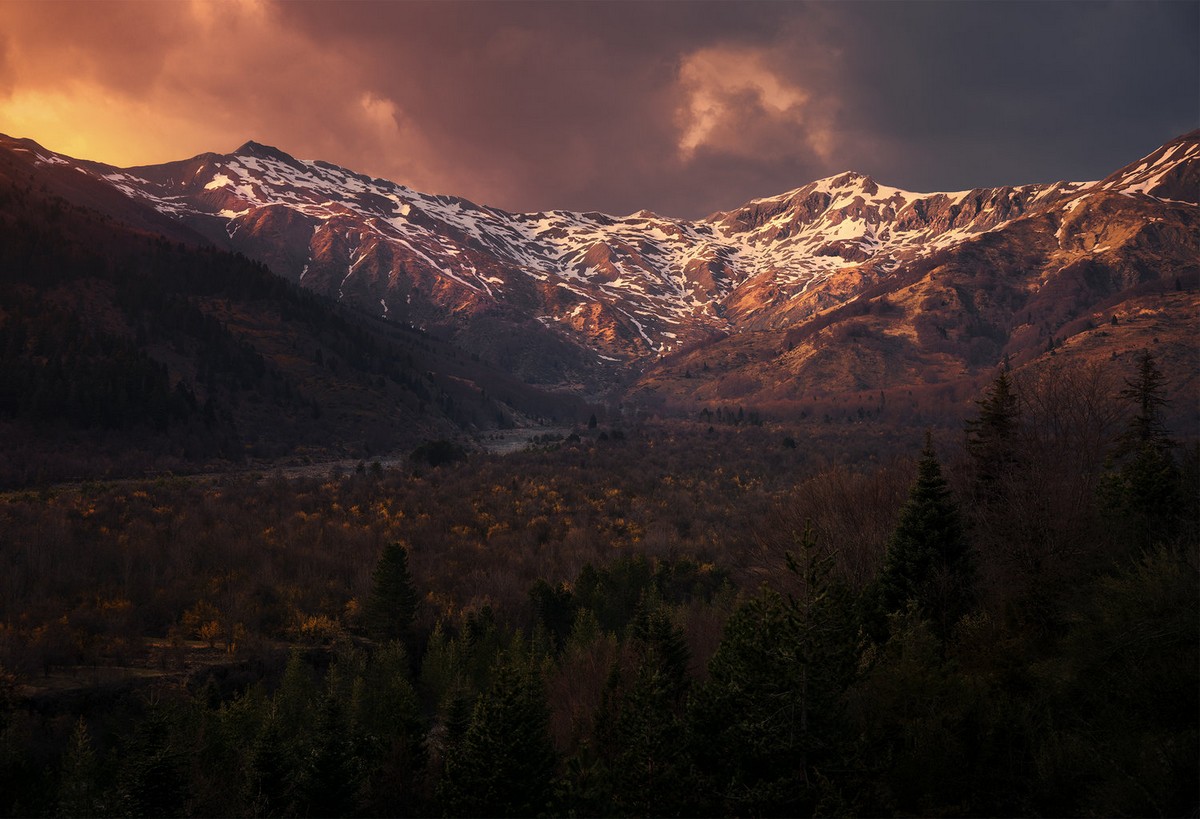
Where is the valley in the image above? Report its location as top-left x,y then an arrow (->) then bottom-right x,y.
1,0 -> 1196,813
0,127 -> 1195,819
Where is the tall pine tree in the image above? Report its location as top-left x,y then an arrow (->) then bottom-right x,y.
439,646 -> 558,817
56,718 -> 100,818
1102,350 -> 1182,549
875,433 -> 975,641
115,704 -> 189,819
595,595 -> 696,817
965,368 -> 1021,497
1117,350 -> 1174,454
352,642 -> 427,817
364,541 -> 418,641
694,524 -> 856,816
245,706 -> 294,817
293,675 -> 361,818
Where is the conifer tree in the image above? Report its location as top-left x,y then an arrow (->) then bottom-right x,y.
294,677 -> 361,818
843,606 -> 976,814
1102,350 -> 1182,548
364,541 -> 418,641
529,579 -> 577,653
354,643 -> 427,816
56,718 -> 100,818
420,621 -> 469,720
965,369 -> 1021,496
245,707 -> 293,817
116,705 -> 189,819
627,596 -> 690,701
694,524 -> 855,815
275,649 -> 318,740
1041,545 -> 1199,816
783,522 -> 857,784
876,433 -> 974,640
439,647 -> 557,817
595,595 -> 696,817
693,589 -> 796,814
1117,350 -> 1174,453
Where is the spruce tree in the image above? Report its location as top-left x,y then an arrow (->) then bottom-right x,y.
595,595 -> 696,817
1042,546 -> 1200,816
56,718 -> 100,818
275,649 -> 318,740
439,648 -> 557,817
876,433 -> 974,640
627,596 -> 690,701
694,524 -> 855,815
353,643 -> 427,817
529,579 -> 578,653
693,589 -> 797,814
364,541 -> 418,641
965,369 -> 1021,496
245,707 -> 293,817
115,705 -> 189,819
294,676 -> 361,818
1102,350 -> 1182,548
843,606 -> 977,815
1117,350 -> 1174,454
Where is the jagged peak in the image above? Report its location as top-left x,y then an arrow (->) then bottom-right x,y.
1148,128 -> 1200,156
232,140 -> 297,163
815,170 -> 874,187
1113,130 -> 1199,173
737,171 -> 892,209
1092,130 -> 1200,202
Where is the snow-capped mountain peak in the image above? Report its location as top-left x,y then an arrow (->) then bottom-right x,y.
4,130 -> 1195,374
1092,130 -> 1199,204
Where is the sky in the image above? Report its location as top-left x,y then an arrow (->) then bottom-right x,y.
0,0 -> 1196,219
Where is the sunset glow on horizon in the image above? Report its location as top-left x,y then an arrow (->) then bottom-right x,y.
1,0 -> 1195,217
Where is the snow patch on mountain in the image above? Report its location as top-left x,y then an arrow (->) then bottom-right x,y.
11,129 -> 1194,362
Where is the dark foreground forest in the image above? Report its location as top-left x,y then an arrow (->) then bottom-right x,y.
1,353 -> 1196,817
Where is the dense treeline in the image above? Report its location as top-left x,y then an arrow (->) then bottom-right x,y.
0,353 -> 1196,817
0,173 -> 588,486
0,298 -> 197,432
0,175 -> 417,472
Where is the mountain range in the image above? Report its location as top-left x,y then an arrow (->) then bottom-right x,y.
0,129 -> 1196,443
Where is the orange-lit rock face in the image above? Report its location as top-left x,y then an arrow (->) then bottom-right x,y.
2,131 -> 1196,404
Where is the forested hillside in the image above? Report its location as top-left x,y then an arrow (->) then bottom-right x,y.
1,353 -> 1194,816
0,158 -> 586,486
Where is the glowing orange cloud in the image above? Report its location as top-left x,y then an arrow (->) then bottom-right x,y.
676,45 -> 838,163
0,0 -> 1191,218
0,0 -> 438,186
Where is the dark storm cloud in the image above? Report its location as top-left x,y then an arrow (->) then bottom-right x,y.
1,1 -> 1195,218
273,1 -> 853,213
824,1 -> 1200,191
278,0 -> 1199,212
275,1 -> 816,212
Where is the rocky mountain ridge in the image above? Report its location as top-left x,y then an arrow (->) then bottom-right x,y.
1,130 -> 1196,412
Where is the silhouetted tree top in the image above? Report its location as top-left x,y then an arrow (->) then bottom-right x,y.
1117,350 -> 1174,454
876,433 -> 974,640
966,369 -> 1021,490
364,541 -> 417,641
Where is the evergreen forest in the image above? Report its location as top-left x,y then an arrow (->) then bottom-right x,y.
0,351 -> 1196,817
